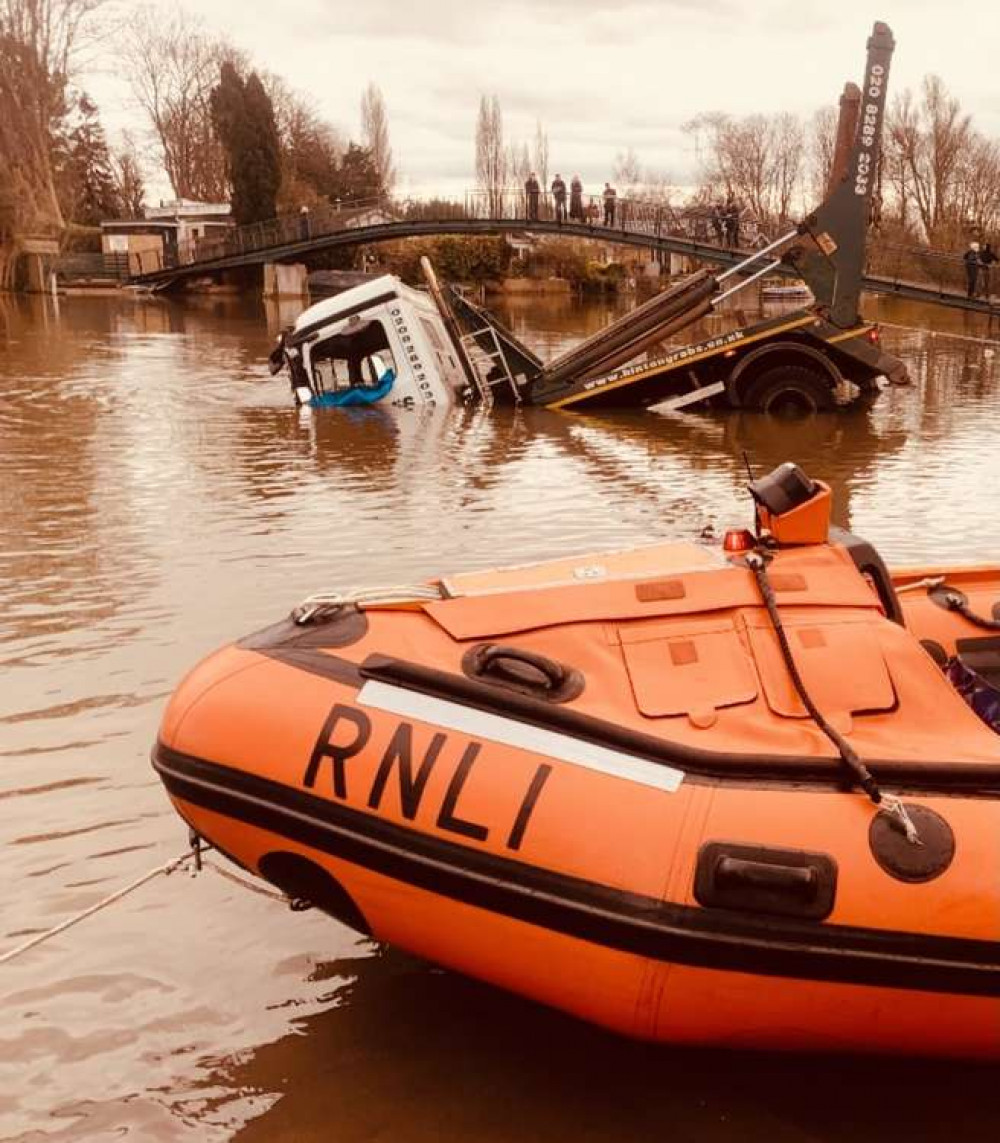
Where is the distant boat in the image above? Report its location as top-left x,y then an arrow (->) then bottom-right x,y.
308,270 -> 379,297
762,277 -> 814,302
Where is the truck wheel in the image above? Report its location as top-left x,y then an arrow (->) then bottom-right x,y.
741,364 -> 835,415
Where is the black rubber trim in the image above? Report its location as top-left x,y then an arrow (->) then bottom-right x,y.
152,743 -> 1000,996
239,608 -> 369,652
921,639 -> 949,667
286,290 -> 398,347
830,526 -> 905,626
259,647 -> 364,686
359,655 -> 1000,795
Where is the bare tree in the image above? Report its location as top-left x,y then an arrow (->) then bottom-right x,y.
532,120 -> 549,188
683,112 -> 734,202
808,105 -> 838,202
952,135 -> 1000,235
111,130 -> 145,218
475,94 -> 506,217
769,112 -> 804,224
121,6 -> 231,201
507,140 -> 531,186
885,76 -> 973,242
0,0 -> 104,286
360,81 -> 395,194
613,146 -> 642,189
639,167 -> 676,205
265,73 -> 344,207
684,111 -> 804,226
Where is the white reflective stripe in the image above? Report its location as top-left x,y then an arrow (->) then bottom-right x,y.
655,380 -> 726,412
357,680 -> 684,793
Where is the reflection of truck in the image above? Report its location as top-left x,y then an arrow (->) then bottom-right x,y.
271,22 -> 906,415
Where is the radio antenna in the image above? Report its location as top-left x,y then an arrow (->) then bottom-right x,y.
743,451 -> 760,535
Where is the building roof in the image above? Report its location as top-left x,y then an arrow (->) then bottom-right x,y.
100,219 -> 180,231
146,199 -> 232,220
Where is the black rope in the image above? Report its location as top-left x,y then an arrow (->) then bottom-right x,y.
746,552 -> 882,804
944,592 -> 1000,631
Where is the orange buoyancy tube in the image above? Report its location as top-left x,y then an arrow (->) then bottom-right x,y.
153,539 -> 1000,1057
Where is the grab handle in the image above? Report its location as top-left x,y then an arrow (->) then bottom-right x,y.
479,645 -> 567,690
714,856 -> 818,898
695,842 -> 837,920
461,643 -> 585,703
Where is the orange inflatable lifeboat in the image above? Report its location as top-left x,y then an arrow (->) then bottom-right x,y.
153,463 -> 1000,1057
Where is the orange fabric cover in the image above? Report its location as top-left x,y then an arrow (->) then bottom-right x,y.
620,618 -> 758,717
744,611 -> 896,719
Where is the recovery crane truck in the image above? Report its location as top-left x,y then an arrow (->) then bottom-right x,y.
449,20 -> 907,414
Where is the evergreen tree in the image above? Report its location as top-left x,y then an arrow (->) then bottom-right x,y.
330,143 -> 380,203
57,94 -> 120,225
243,72 -> 281,219
210,62 -> 281,224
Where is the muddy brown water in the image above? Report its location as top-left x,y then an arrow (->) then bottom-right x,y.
1,289 -> 999,1141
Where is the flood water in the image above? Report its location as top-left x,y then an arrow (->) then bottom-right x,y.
1,288 -> 999,1141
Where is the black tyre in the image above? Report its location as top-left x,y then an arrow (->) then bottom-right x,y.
741,364 -> 836,415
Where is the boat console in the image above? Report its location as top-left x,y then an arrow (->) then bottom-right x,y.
749,462 -> 999,734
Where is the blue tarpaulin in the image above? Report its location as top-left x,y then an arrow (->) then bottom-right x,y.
310,368 -> 395,408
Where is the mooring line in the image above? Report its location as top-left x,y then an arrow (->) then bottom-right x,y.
1,850 -> 199,966
0,846 -> 296,967
206,859 -> 286,902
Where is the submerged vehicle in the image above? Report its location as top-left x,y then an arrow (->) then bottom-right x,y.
269,23 -> 907,416
154,462 -> 1000,1056
267,272 -> 471,409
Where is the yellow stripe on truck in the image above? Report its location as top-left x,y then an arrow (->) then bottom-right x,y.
547,314 -> 818,410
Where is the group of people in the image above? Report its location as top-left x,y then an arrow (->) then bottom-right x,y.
963,240 -> 998,299
710,197 -> 742,248
523,174 -> 620,227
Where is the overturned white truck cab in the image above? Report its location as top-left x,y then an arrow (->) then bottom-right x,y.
268,274 -> 472,409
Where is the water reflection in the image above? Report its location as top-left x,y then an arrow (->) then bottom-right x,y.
227,946 -> 1000,1143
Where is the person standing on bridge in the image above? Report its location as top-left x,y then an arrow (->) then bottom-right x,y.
570,175 -> 584,222
724,196 -> 740,247
551,174 -> 568,223
979,241 -> 997,299
603,182 -> 617,227
525,173 -> 541,222
711,202 -> 725,245
964,241 -> 981,298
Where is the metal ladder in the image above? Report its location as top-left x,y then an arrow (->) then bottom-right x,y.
459,325 -> 522,405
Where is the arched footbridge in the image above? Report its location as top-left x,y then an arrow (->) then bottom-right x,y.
129,191 -> 1000,316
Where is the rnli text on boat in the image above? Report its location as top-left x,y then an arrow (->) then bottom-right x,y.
304,704 -> 552,851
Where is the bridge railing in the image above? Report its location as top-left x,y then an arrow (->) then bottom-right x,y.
135,189 -> 772,276
130,190 -> 989,304
457,190 -> 771,247
185,197 -> 398,269
865,241 -> 985,299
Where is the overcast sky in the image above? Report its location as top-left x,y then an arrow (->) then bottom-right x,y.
85,0 -> 1000,201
